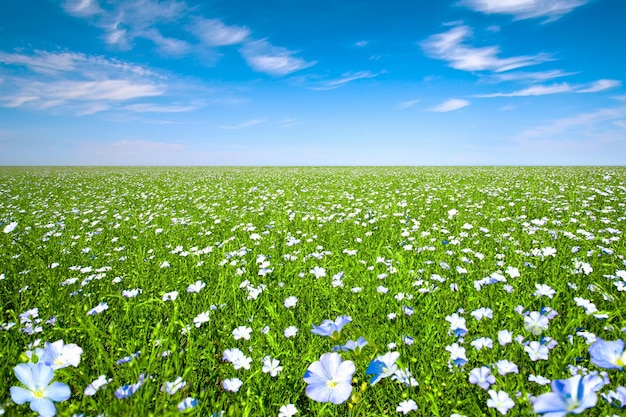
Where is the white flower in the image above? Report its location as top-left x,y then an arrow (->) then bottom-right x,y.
162,291 -> 178,301
262,356 -> 283,377
533,283 -> 556,298
187,280 -> 206,293
233,326 -> 252,340
223,378 -> 243,392
84,375 -> 111,396
284,296 -> 298,308
486,390 -> 515,415
310,266 -> 326,278
3,222 -> 18,233
498,330 -> 513,346
525,341 -> 549,361
278,403 -> 298,417
396,399 -> 418,414
193,311 -> 210,328
284,326 -> 298,338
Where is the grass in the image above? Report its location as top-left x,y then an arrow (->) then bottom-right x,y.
0,166 -> 625,416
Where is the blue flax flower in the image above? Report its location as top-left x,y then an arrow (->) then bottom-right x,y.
588,338 -> 626,369
10,363 -> 71,417
333,336 -> 368,355
533,373 -> 604,416
311,316 -> 352,341
304,352 -> 355,404
366,351 -> 400,385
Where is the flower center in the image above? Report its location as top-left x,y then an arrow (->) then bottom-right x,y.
33,389 -> 45,398
327,379 -> 339,389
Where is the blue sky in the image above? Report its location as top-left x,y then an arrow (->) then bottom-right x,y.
0,0 -> 624,165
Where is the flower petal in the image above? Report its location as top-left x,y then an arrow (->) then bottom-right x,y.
10,386 -> 35,405
14,363 -> 36,389
33,363 -> 55,387
46,381 -> 71,402
30,397 -> 57,417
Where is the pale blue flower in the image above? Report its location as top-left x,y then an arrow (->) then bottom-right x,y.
487,390 -> 515,415
10,363 -> 71,417
311,315 -> 352,341
177,397 -> 197,412
36,340 -> 83,370
162,377 -> 186,395
589,338 -> 626,369
333,336 -> 368,355
533,373 -> 604,416
304,352 -> 355,404
469,367 -> 495,390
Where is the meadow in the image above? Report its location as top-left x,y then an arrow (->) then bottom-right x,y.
1,166 -> 625,417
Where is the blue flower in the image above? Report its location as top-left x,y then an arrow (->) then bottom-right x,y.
311,315 -> 352,341
332,336 -> 368,355
469,366 -> 495,390
177,397 -> 198,412
304,352 -> 355,404
533,373 -> 604,416
366,351 -> 400,385
10,363 -> 71,417
589,338 -> 626,369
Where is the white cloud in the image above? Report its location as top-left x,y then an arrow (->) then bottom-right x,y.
577,79 -> 622,93
62,0 -> 101,17
476,83 -> 573,97
356,40 -> 369,47
429,98 -> 470,112
421,25 -> 550,72
143,29 -> 192,56
190,17 -> 250,46
240,39 -> 316,76
520,106 -> 626,137
220,118 -> 267,129
0,50 -> 167,114
460,0 -> 588,22
476,79 -> 621,97
396,99 -> 421,110
311,71 -> 379,90
62,0 -> 188,52
487,69 -> 577,83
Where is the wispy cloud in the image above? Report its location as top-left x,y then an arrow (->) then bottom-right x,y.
421,25 -> 551,73
279,117 -> 297,127
62,0 -> 101,17
429,98 -> 470,112
460,0 -> 588,22
310,71 -> 379,90
62,0 -> 190,53
396,99 -> 421,110
476,79 -> 621,97
520,106 -> 626,137
486,69 -> 577,83
240,39 -> 316,76
577,79 -> 622,93
219,118 -> 267,129
189,17 -> 250,46
355,40 -> 369,47
476,83 -> 573,97
0,49 -> 168,114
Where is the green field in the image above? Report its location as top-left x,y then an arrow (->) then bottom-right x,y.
1,167 -> 625,416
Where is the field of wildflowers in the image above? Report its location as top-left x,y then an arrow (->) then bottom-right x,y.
1,166 -> 625,416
